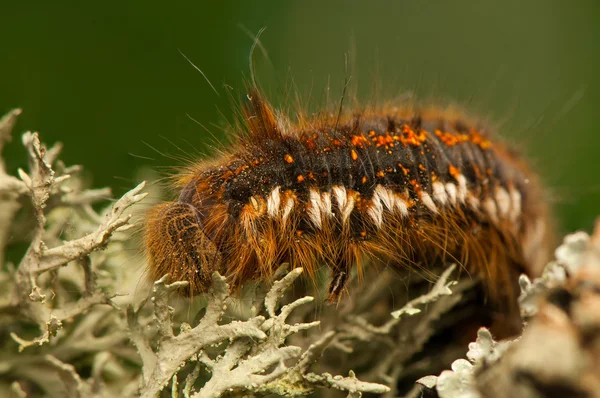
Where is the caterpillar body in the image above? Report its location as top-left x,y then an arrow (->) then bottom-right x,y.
144,88 -> 552,309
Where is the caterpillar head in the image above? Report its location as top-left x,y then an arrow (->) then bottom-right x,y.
144,201 -> 222,293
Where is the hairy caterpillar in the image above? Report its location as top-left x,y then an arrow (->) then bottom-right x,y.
143,87 -> 552,310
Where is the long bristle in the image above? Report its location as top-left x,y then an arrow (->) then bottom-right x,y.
143,87 -> 553,317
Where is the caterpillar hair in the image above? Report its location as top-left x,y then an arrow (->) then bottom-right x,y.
143,85 -> 553,314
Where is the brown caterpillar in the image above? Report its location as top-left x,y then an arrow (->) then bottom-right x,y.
144,87 -> 552,310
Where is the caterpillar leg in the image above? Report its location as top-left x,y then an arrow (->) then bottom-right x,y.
327,255 -> 352,304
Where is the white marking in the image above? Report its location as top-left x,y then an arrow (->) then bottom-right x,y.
332,186 -> 347,211
374,185 -> 395,211
509,188 -> 522,222
333,185 -> 355,223
445,183 -> 458,206
456,174 -> 468,203
342,195 -> 355,223
267,186 -> 281,217
308,190 -> 322,228
394,195 -> 409,216
321,191 -> 333,217
368,195 -> 384,227
467,193 -> 480,210
432,181 -> 448,205
420,192 -> 438,213
250,196 -> 260,211
495,187 -> 511,218
282,196 -> 294,222
482,197 -> 499,223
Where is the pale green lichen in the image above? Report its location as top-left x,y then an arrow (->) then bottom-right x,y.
3,108 -> 598,398
418,228 -> 600,398
0,109 -> 396,397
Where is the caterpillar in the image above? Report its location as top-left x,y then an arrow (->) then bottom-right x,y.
143,87 -> 552,310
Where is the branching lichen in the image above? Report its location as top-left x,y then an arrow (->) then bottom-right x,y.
128,268 -> 389,398
419,223 -> 600,398
0,110 -> 145,397
1,108 -> 482,398
2,108 -> 599,398
9,129 -> 146,349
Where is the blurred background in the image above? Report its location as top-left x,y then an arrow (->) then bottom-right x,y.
1,0 -> 598,233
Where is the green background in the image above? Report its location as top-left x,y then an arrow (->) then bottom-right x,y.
1,0 -> 599,234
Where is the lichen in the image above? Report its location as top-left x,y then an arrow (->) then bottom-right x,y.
2,108 -> 599,398
418,225 -> 600,398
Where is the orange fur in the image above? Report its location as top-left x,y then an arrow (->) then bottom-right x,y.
143,88 -> 553,315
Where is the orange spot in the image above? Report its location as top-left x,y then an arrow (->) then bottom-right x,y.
360,230 -> 367,238
308,171 -> 315,180
305,138 -> 316,149
409,179 -> 422,195
351,134 -> 369,148
418,164 -> 427,171
449,165 -> 460,179
400,125 -> 428,146
297,175 -> 305,183
361,176 -> 368,184
368,130 -> 376,137
397,163 -> 410,176
331,139 -> 343,147
351,149 -> 359,161
434,129 -> 460,146
284,154 -> 294,164
375,134 -> 395,148
376,170 -> 385,178
470,130 -> 492,149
